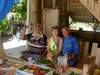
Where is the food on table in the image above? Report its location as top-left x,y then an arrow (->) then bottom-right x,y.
37,58 -> 54,65
69,71 -> 79,75
18,64 -> 52,75
37,58 -> 56,68
19,65 -> 28,70
36,72 -> 45,75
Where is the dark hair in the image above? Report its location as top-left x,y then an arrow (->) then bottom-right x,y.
51,26 -> 59,31
50,26 -> 62,37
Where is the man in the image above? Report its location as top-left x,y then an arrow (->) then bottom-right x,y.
21,24 -> 47,61
61,26 -> 79,67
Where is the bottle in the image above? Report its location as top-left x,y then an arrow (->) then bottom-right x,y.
63,54 -> 68,70
64,54 -> 68,67
16,27 -> 20,40
28,57 -> 33,66
0,57 -> 3,64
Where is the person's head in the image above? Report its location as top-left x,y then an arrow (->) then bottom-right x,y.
32,23 -> 42,34
50,26 -> 59,37
62,26 -> 71,37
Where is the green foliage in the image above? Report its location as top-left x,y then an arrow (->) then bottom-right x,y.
0,0 -> 27,37
37,58 -> 54,65
0,18 -> 10,37
12,0 -> 27,21
69,71 -> 78,75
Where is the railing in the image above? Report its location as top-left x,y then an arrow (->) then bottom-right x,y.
79,0 -> 100,22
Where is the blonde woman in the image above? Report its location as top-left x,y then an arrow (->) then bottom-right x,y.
47,26 -> 63,62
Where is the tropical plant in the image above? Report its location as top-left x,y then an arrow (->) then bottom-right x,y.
0,18 -> 10,37
0,0 -> 27,37
12,0 -> 27,21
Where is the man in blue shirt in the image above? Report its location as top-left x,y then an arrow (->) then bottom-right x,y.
61,26 -> 79,67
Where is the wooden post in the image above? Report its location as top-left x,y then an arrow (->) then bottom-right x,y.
27,0 -> 30,25
57,0 -> 68,28
84,41 -> 89,57
41,0 -> 44,32
37,0 -> 42,24
53,0 -> 56,8
95,48 -> 100,67
0,39 -> 5,60
30,0 -> 38,24
83,64 -> 89,75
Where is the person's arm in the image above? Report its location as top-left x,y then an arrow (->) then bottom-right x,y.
71,38 -> 79,59
67,37 -> 79,60
47,39 -> 53,61
58,38 -> 63,55
47,39 -> 50,53
25,33 -> 32,41
39,35 -> 47,45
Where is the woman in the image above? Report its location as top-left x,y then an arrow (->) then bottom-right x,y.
47,26 -> 63,62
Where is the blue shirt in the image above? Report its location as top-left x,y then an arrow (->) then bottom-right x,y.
61,35 -> 79,66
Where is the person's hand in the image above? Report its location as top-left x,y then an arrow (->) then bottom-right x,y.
67,53 -> 75,60
47,52 -> 53,61
70,53 -> 75,59
67,54 -> 71,60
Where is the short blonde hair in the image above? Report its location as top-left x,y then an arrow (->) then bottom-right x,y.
32,23 -> 42,32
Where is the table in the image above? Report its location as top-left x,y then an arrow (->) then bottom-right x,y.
0,57 -> 25,75
0,61 -> 17,75
0,57 -> 83,75
16,65 -> 83,75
